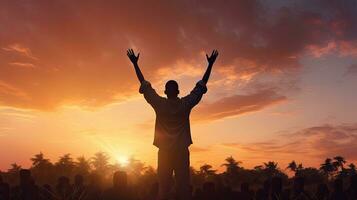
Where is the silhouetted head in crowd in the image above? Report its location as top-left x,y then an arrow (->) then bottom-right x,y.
189,185 -> 194,197
149,182 -> 159,198
271,176 -> 282,200
56,176 -> 72,199
271,177 -> 282,193
316,183 -> 329,199
113,171 -> 127,189
333,178 -> 343,192
256,179 -> 271,200
293,177 -> 305,193
202,181 -> 215,194
42,184 -> 53,199
165,80 -> 179,99
19,169 -> 32,186
256,189 -> 265,200
43,184 -> 52,191
351,174 -> 357,188
194,188 -> 203,198
241,182 -> 250,193
57,176 -> 70,190
263,179 -> 271,192
74,174 -> 84,186
222,186 -> 232,194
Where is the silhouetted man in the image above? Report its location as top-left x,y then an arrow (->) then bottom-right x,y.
127,49 -> 218,200
316,183 -> 329,200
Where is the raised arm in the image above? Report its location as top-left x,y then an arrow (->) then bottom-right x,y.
127,49 -> 145,83
182,50 -> 218,108
202,50 -> 219,84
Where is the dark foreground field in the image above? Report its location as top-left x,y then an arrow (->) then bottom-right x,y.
1,153 -> 356,200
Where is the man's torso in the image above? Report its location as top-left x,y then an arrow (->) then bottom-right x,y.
153,98 -> 193,149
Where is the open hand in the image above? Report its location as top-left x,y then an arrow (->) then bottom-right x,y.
206,50 -> 219,65
127,49 -> 140,64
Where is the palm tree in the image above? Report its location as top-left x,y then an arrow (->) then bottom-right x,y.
333,156 -> 346,170
297,163 -> 303,169
57,154 -> 74,165
297,163 -> 304,171
190,166 -> 198,175
221,156 -> 243,187
143,166 -> 156,176
254,165 -> 263,171
287,161 -> 297,173
295,167 -> 325,184
31,152 -> 52,168
56,153 -> 75,176
320,158 -> 336,179
8,163 -> 22,174
264,161 -> 278,170
263,161 -> 279,177
199,164 -> 216,179
91,152 -> 110,174
76,156 -> 91,175
127,157 -> 146,177
30,152 -> 53,184
221,156 -> 242,175
347,163 -> 356,175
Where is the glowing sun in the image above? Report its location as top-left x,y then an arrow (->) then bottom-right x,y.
116,155 -> 129,166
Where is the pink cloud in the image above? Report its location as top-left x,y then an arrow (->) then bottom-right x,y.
224,123 -> 357,163
8,62 -> 36,68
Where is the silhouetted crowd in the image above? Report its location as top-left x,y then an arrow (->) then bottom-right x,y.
191,176 -> 357,200
1,169 -> 357,200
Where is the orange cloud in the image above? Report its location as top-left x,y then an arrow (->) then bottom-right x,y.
0,81 -> 29,100
0,0 -> 356,111
2,43 -> 38,60
192,89 -> 287,121
8,62 -> 36,68
189,146 -> 211,153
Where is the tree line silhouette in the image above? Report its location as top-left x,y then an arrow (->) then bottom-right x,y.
0,152 -> 356,199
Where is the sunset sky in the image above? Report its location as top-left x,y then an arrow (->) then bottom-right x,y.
1,0 -> 357,172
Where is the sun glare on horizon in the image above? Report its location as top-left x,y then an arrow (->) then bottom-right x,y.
116,155 -> 129,166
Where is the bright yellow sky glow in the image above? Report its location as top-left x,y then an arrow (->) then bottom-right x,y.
116,155 -> 129,166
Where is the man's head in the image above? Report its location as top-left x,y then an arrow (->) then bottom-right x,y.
165,80 -> 179,99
